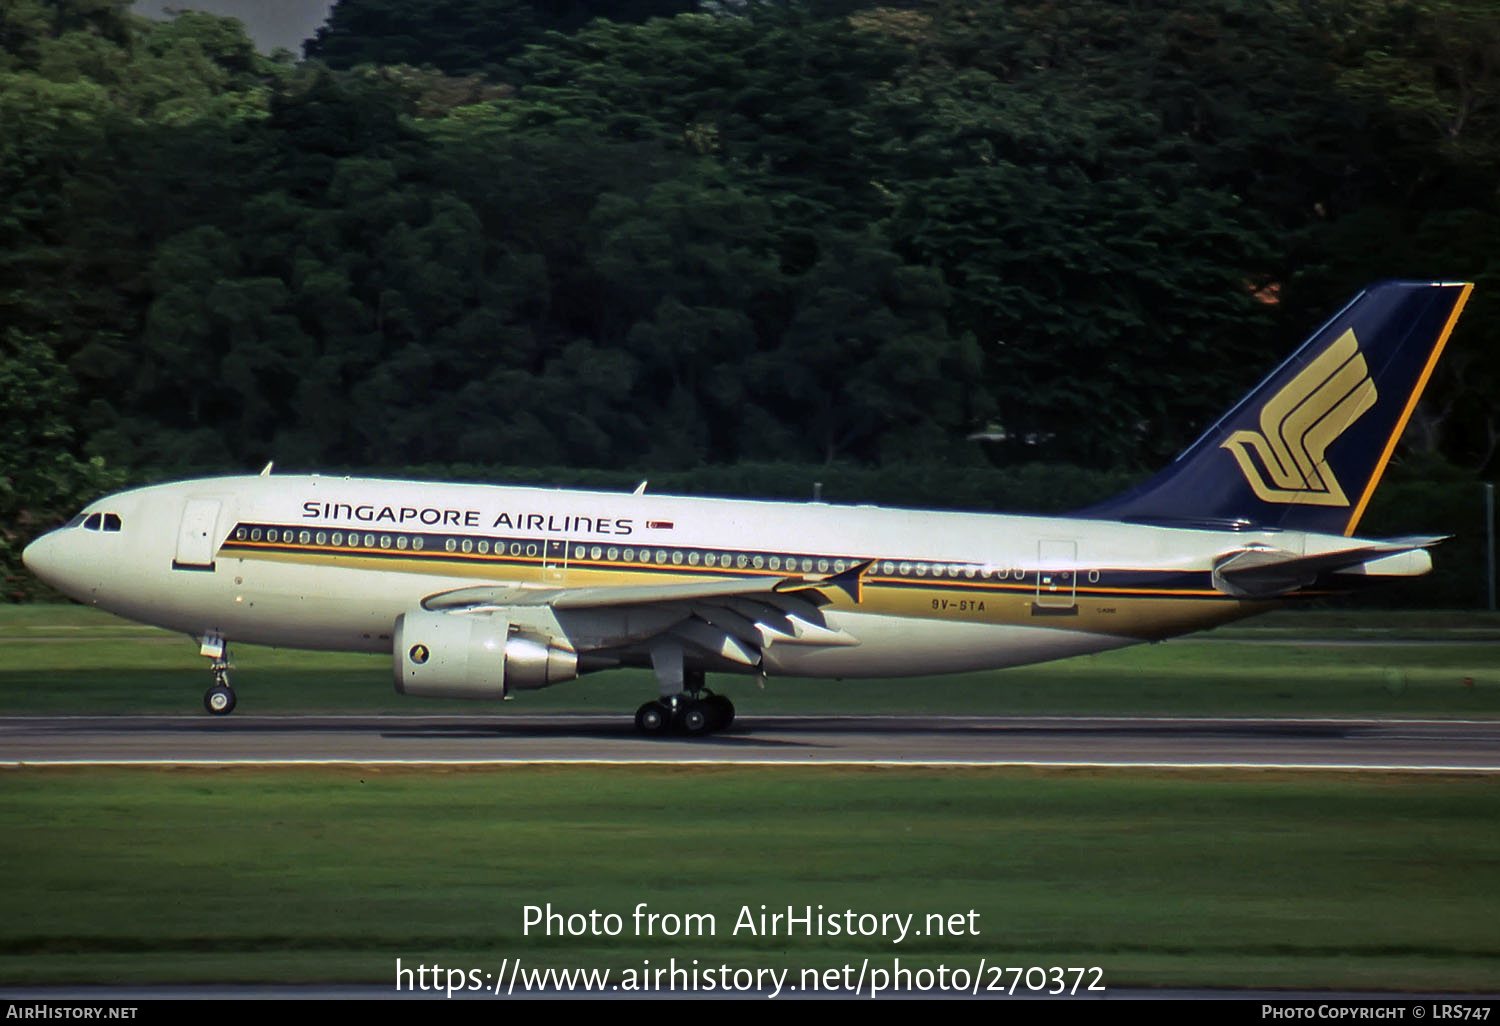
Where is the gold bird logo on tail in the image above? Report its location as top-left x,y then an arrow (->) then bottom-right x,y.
1221,328 -> 1377,507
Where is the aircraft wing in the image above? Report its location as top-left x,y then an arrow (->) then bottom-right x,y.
423,560 -> 869,611
1211,537 -> 1445,598
419,561 -> 872,667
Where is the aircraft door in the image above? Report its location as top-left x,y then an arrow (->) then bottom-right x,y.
174,498 -> 222,570
1035,539 -> 1077,610
543,539 -> 568,585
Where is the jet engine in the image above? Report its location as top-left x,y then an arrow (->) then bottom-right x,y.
393,609 -> 578,699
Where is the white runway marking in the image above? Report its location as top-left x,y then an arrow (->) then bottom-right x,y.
6,759 -> 1499,772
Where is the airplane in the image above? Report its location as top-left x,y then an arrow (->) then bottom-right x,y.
21,279 -> 1472,734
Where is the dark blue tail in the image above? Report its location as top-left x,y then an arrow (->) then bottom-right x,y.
1083,280 -> 1472,536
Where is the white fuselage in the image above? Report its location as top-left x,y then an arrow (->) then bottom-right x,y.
19,473 -> 1394,682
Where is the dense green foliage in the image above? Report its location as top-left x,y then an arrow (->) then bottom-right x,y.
3,0 -> 1498,602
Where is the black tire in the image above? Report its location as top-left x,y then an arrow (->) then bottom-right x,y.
681,705 -> 710,735
635,701 -> 667,733
707,694 -> 735,730
204,685 -> 236,716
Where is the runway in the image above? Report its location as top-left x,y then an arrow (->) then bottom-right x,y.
2,713 -> 1498,770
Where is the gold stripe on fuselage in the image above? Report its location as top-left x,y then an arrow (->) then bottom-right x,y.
222,534 -> 1255,641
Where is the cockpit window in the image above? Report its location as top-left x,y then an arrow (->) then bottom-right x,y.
102,514 -> 122,532
65,514 -> 87,528
78,513 -> 121,532
83,514 -> 102,531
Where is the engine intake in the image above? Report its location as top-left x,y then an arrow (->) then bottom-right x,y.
393,609 -> 578,699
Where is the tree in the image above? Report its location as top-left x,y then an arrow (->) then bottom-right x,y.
0,329 -> 124,600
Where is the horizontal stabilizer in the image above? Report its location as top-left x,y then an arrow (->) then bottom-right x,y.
1211,537 -> 1444,598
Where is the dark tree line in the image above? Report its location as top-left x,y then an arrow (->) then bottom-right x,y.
3,0 -> 1498,602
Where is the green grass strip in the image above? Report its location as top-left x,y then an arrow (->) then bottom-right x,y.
0,766 -> 1496,990
4,604 -> 1498,717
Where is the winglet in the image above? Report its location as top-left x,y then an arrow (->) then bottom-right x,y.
774,559 -> 871,604
823,559 -> 872,604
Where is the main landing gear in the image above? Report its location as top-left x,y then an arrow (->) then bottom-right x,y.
634,690 -> 735,736
200,634 -> 237,716
635,648 -> 735,736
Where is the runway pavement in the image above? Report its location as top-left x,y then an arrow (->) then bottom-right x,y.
2,713 -> 1498,770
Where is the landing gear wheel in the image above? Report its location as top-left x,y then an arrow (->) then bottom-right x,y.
705,694 -> 735,730
635,700 -> 669,734
680,704 -> 710,736
204,684 -> 237,716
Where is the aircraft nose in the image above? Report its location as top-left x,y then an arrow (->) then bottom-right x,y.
22,530 -> 73,595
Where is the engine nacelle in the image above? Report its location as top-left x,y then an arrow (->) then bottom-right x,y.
393,609 -> 578,699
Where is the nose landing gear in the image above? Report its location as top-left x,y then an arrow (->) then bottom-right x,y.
199,634 -> 237,716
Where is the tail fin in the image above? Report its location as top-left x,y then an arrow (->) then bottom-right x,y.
1084,280 -> 1472,535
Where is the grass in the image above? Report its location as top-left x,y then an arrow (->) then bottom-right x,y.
0,765 -> 1496,990
2,606 -> 1497,718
